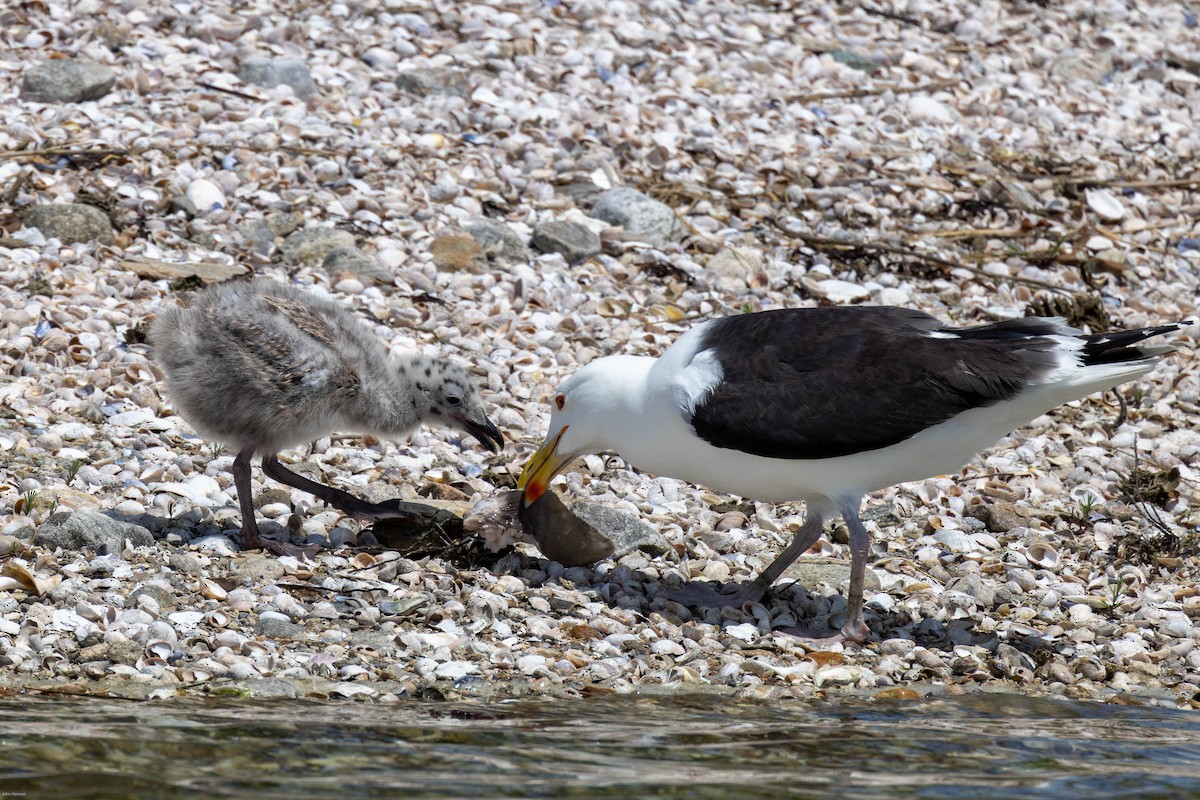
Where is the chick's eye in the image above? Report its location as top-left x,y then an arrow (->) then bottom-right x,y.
447,395 -> 462,406
554,394 -> 565,410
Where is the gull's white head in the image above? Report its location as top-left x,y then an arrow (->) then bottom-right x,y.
518,355 -> 649,505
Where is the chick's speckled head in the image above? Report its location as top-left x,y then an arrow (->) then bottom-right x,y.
403,357 -> 504,453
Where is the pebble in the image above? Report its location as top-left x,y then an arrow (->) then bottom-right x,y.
531,221 -> 601,264
20,59 -> 116,102
18,205 -> 115,245
281,229 -> 357,267
237,57 -> 317,99
465,218 -> 530,263
590,187 -> 686,247
322,247 -> 391,284
185,179 -> 226,214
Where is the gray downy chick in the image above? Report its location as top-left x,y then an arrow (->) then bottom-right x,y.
150,277 -> 503,557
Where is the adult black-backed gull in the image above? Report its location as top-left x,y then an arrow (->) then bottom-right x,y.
152,278 -> 503,558
519,306 -> 1190,644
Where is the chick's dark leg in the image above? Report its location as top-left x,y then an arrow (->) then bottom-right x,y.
260,454 -> 414,521
669,509 -> 827,609
231,447 -> 316,559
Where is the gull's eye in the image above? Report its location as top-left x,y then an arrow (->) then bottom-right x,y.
554,394 -> 566,410
447,395 -> 462,406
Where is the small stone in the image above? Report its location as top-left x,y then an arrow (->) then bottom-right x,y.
778,557 -> 882,593
516,492 -> 615,566
280,228 -> 356,266
33,508 -> 154,553
395,68 -> 470,98
465,217 -> 530,262
945,573 -> 996,608
253,488 -> 293,509
169,552 -> 204,573
530,220 -> 601,263
801,278 -> 870,304
185,178 -> 225,214
590,187 -> 686,247
237,57 -> 317,99
79,639 -> 144,665
430,233 -> 487,272
321,246 -> 392,283
21,59 -> 116,102
228,556 -> 287,583
128,584 -> 177,611
570,501 -> 675,559
19,204 -> 114,245
254,616 -> 305,639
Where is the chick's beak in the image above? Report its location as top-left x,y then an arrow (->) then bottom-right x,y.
454,413 -> 505,454
517,425 -> 571,507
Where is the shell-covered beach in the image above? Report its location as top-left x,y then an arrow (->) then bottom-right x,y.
1,0 -> 1199,706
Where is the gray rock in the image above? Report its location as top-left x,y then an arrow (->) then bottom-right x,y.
228,556 -> 287,583
168,552 -> 204,573
170,195 -> 199,217
778,557 -> 882,593
556,181 -> 605,204
254,616 -> 305,639
570,501 -> 675,559
517,492 -> 614,567
253,487 -> 293,509
238,220 -> 277,255
590,186 -> 685,247
127,584 -> 177,611
945,573 -> 997,608
395,68 -> 470,98
21,59 -> 116,102
531,220 -> 601,263
280,228 -> 356,266
79,639 -> 144,665
965,501 -> 1029,533
465,217 -> 530,262
322,246 -> 392,283
19,204 -> 114,245
237,57 -> 317,99
34,508 -> 154,554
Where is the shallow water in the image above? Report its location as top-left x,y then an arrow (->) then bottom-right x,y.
1,692 -> 1199,799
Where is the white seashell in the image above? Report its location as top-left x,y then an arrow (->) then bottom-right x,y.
107,408 -> 155,427
226,589 -> 255,612
1,560 -> 61,596
200,578 -> 227,600
145,640 -> 174,660
801,277 -> 870,304
813,666 -> 857,687
907,95 -> 955,123
205,610 -> 232,628
157,474 -> 223,505
1025,541 -> 1060,570
970,533 -> 1000,551
1069,486 -> 1104,507
186,178 -> 226,213
179,668 -> 213,683
1085,189 -> 1126,221
166,610 -> 204,629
